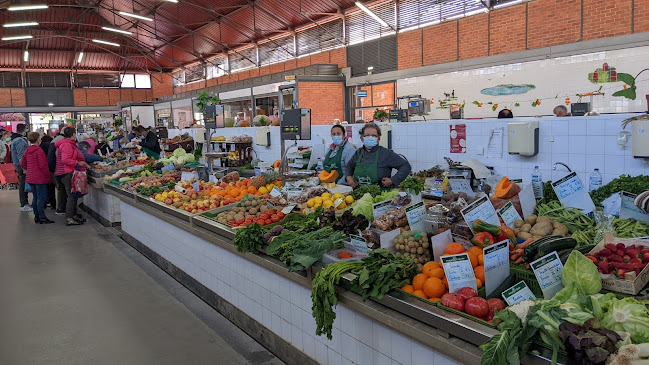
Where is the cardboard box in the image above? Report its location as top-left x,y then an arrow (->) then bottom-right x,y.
589,232 -> 649,295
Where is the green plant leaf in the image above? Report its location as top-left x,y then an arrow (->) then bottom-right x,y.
598,85 -> 603,91
492,105 -> 497,111
473,100 -> 479,105
487,102 -> 493,105
514,103 -> 520,107
617,73 -> 636,86
612,87 -> 637,100
532,101 -> 537,107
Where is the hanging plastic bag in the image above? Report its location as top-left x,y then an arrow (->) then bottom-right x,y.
71,167 -> 88,198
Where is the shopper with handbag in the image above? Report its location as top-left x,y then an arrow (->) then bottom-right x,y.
54,127 -> 88,226
21,132 -> 53,224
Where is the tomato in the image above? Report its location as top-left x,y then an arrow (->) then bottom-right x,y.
456,287 -> 478,302
486,298 -> 507,320
270,214 -> 278,220
236,219 -> 244,224
228,221 -> 235,226
277,212 -> 285,218
265,219 -> 272,225
271,216 -> 280,223
441,293 -> 465,312
259,214 -> 268,220
465,297 -> 489,318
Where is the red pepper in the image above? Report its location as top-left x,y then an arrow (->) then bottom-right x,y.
495,226 -> 517,249
471,232 -> 495,248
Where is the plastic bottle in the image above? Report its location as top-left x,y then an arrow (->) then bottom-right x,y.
589,168 -> 603,192
316,158 -> 323,174
532,166 -> 543,199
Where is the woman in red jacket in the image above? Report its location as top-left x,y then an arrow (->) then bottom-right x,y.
21,132 -> 54,224
54,127 -> 88,226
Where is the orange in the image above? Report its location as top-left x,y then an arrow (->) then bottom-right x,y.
422,277 -> 445,299
468,246 -> 483,257
467,252 -> 479,268
421,261 -> 441,277
444,242 -> 466,255
229,188 -> 240,198
430,268 -> 445,279
255,192 -> 262,196
442,277 -> 449,290
478,254 -> 484,266
412,290 -> 428,299
401,285 -> 415,293
248,186 -> 257,194
474,266 -> 485,283
235,196 -> 242,202
427,297 -> 441,303
476,279 -> 483,289
412,274 -> 428,290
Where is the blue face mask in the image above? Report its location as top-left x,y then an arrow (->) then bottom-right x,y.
363,136 -> 378,149
332,136 -> 343,146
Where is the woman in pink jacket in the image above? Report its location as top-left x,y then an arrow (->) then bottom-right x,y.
21,132 -> 54,224
54,127 -> 88,226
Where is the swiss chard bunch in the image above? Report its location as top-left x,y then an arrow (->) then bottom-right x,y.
351,249 -> 417,301
332,210 -> 369,236
233,223 -> 265,253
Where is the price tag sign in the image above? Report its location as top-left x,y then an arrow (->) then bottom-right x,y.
181,171 -> 196,181
620,192 -> 649,223
551,172 -> 595,214
405,202 -> 427,232
441,253 -> 477,293
281,204 -> 296,215
161,163 -> 175,172
333,198 -> 344,209
266,200 -> 276,208
270,186 -> 282,198
531,251 -> 564,299
351,235 -> 369,256
498,201 -> 522,228
447,175 -> 475,198
191,181 -> 200,192
502,281 -> 537,306
461,195 -> 500,232
380,228 -> 401,249
285,187 -> 303,199
483,240 -> 511,296
373,200 -> 393,220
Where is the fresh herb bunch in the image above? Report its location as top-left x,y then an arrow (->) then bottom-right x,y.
351,249 -> 417,301
537,181 -> 559,204
311,262 -> 363,340
400,176 -> 425,195
590,174 -> 649,206
332,210 -> 369,236
351,185 -> 382,200
233,223 -> 265,253
414,165 -> 444,179
267,227 -> 346,271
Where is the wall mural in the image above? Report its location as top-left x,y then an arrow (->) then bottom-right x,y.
480,84 -> 536,96
588,63 -> 618,83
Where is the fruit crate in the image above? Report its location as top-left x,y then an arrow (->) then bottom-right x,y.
395,289 -> 440,307
437,302 -> 497,328
510,265 -> 542,298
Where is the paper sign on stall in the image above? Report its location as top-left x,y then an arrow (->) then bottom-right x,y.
442,253 -> 477,293
285,187 -> 303,199
519,183 -> 537,219
447,175 -> 475,198
405,202 -> 427,232
431,230 -> 454,261
181,171 -> 197,181
498,201 -> 523,228
461,196 -> 500,232
380,228 -> 401,249
483,240 -> 511,296
502,281 -> 537,306
191,181 -> 200,192
373,200 -> 393,220
270,186 -> 282,198
531,251 -> 564,299
161,163 -> 175,172
620,192 -> 649,224
552,172 -> 595,214
351,235 -> 369,256
281,204 -> 297,215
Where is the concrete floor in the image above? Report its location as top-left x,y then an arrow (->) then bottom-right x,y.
0,190 -> 283,365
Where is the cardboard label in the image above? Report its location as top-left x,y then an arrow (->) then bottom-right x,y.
281,204 -> 296,215
519,183 -> 537,219
351,235 -> 369,256
447,175 -> 475,198
405,201 -> 427,232
498,201 -> 522,228
380,229 -> 401,249
552,172 -> 595,214
270,186 -> 282,198
441,253 -> 477,293
161,163 -> 175,172
191,181 -> 200,192
181,171 -> 196,182
531,251 -> 564,299
483,240 -> 511,296
372,200 -> 393,220
461,195 -> 500,232
266,200 -> 276,208
431,230 -> 454,261
502,281 -> 536,306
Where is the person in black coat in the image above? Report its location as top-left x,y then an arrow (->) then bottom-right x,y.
39,135 -> 56,209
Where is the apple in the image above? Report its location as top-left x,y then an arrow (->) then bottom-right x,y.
164,198 -> 172,205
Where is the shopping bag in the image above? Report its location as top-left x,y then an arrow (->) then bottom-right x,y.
25,182 -> 32,193
71,168 -> 88,198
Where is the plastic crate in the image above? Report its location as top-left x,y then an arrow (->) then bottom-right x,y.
510,265 -> 543,298
396,289 -> 440,307
437,302 -> 496,328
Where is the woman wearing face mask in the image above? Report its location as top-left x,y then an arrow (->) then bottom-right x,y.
346,123 -> 411,188
322,125 -> 356,185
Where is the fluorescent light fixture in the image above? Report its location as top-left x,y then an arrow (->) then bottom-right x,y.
93,39 -> 120,47
367,66 -> 374,70
102,26 -> 132,35
7,4 -> 48,11
3,22 -> 38,28
165,0 -> 178,2
23,51 -> 29,62
118,11 -> 153,22
355,2 -> 388,27
2,35 -> 33,41
493,0 -> 523,9
48,102 -> 54,107
78,52 -> 84,63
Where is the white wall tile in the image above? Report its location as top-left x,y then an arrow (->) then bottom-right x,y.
391,332 -> 412,365
374,350 -> 392,365
372,322 -> 392,357
303,334 -> 316,360
356,313 -> 373,346
315,340 -> 329,364
341,332 -> 358,364
328,349 -> 343,365
339,306 -> 357,337
357,341 -> 374,365
435,351 -> 460,365
291,325 -> 303,351
411,340 -> 436,364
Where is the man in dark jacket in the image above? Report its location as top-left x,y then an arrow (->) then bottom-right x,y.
48,132 -> 66,214
11,123 -> 30,211
40,135 -> 56,209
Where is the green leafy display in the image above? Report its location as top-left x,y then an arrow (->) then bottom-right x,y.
351,185 -> 382,200
400,176 -> 425,195
351,249 -> 416,301
591,293 -> 649,343
589,174 -> 649,206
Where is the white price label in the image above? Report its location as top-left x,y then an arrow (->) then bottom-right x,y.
620,191 -> 649,223
551,172 -> 595,214
181,171 -> 196,182
285,188 -> 303,199
191,181 -> 200,192
161,163 -> 175,172
372,200 -> 393,221
498,201 -> 522,228
461,195 -> 500,232
405,202 -> 427,232
483,240 -> 511,296
333,197 -> 344,209
270,186 -> 282,198
281,204 -> 296,215
351,235 -> 369,256
531,251 -> 564,299
441,253 -> 477,294
502,281 -> 536,306
447,175 -> 475,198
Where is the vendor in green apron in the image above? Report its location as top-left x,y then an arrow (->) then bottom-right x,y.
346,122 -> 411,189
322,125 -> 356,185
132,125 -> 161,159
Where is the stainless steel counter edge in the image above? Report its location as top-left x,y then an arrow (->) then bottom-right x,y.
104,186 -> 556,365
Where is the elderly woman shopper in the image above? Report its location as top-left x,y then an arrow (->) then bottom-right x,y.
54,127 -> 88,226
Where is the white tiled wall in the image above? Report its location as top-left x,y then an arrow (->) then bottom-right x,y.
84,185 -> 121,222
120,202 -> 460,365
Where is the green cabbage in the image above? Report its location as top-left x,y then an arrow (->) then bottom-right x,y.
173,148 -> 186,157
553,250 -> 601,303
373,189 -> 398,203
592,293 -> 649,343
351,193 -> 374,221
183,154 -> 195,162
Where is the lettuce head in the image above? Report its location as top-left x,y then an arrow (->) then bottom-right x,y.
592,293 -> 649,343
554,250 -> 602,303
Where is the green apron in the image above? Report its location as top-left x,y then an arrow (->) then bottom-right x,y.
353,147 -> 380,186
141,147 -> 160,159
322,142 -> 346,183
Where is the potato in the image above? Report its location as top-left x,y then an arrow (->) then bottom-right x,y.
536,216 -> 552,225
514,219 -> 525,228
521,223 -> 532,233
524,215 -> 538,226
514,228 -> 521,235
517,231 -> 533,240
530,221 -> 553,236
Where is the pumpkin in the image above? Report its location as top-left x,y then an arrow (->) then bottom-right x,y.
273,160 -> 281,168
319,170 -> 339,183
493,176 -> 521,199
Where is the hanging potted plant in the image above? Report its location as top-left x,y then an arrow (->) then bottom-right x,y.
196,91 -> 221,114
113,117 -> 123,128
373,108 -> 389,122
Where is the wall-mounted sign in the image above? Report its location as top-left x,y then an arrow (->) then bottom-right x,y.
357,90 -> 368,97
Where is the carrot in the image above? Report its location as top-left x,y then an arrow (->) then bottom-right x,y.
515,257 -> 524,264
338,251 -> 352,259
511,254 -> 519,260
517,238 -> 535,249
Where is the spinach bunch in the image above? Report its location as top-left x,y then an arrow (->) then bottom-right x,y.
351,185 -> 382,200
351,249 -> 417,301
399,176 -> 425,195
233,223 -> 265,253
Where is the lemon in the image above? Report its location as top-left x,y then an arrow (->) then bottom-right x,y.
337,202 -> 347,210
345,195 -> 354,204
258,186 -> 269,194
162,192 -> 168,199
307,198 -> 315,208
323,200 -> 333,209
314,197 -> 323,205
321,192 -> 331,199
332,192 -> 344,200
266,184 -> 274,192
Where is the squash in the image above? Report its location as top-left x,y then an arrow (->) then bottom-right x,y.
319,170 -> 339,183
493,176 -> 521,199
273,160 -> 281,169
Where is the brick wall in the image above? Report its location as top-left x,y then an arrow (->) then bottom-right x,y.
0,88 -> 26,107
637,0 -> 649,33
72,88 -> 152,106
298,81 -> 345,125
422,22 -> 458,65
397,30 -> 423,70
582,0 -> 632,40
152,72 -> 173,99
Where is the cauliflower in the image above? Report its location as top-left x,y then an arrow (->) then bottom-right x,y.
507,300 -> 536,323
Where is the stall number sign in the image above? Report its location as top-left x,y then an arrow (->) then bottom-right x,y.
351,235 -> 369,256
161,163 -> 175,172
447,175 -> 475,198
441,253 -> 477,293
498,201 -> 522,228
502,281 -> 536,306
483,240 -> 511,296
552,172 -> 595,214
461,196 -> 500,232
373,200 -> 393,222
531,251 -> 564,299
405,202 -> 427,232
270,186 -> 282,198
